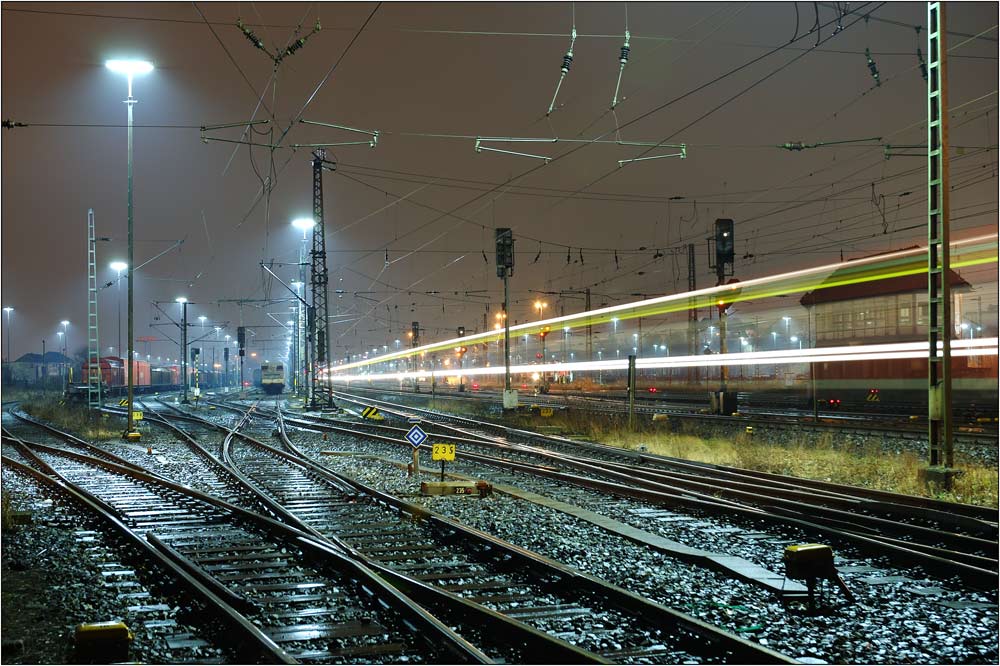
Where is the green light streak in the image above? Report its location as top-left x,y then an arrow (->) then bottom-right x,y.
336,240 -> 997,371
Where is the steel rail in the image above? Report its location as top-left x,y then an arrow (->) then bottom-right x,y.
0,445 -> 295,663
274,405 -> 799,664
6,423 -> 493,664
166,398 -> 800,663
297,392 -> 1000,588
332,389 -> 998,519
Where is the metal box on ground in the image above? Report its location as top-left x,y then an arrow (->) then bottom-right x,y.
74,621 -> 132,663
420,481 -> 493,497
784,544 -> 835,579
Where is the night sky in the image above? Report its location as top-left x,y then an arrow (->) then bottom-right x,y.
2,2 -> 997,366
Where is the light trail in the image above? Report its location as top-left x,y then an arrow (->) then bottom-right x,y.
330,234 -> 998,373
327,338 -> 999,382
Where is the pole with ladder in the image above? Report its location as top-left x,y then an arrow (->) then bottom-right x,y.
927,1 -> 953,469
86,209 -> 102,408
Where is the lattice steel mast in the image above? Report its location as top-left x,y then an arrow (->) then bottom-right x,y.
927,1 -> 953,468
310,150 -> 334,409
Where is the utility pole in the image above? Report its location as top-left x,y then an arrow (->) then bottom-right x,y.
180,301 -> 189,403
687,243 -> 698,385
238,325 -> 246,395
496,228 -> 516,409
310,150 -> 334,409
711,219 -> 735,415
927,1 -> 954,474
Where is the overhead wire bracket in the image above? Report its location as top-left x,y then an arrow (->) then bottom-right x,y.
883,144 -> 927,159
293,120 -> 379,148
611,4 -> 630,110
200,120 -> 280,147
779,136 -> 883,151
618,144 -> 686,167
475,136 -> 555,163
547,9 -> 578,117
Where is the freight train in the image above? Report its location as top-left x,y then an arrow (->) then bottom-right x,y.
66,356 -> 230,399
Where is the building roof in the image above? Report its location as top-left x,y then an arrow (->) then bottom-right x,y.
800,267 -> 971,307
14,351 -> 74,364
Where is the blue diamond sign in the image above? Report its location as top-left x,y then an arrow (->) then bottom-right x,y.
405,424 -> 428,450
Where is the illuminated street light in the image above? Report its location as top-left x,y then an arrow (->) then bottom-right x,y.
106,57 -> 153,441
3,307 -> 12,364
110,261 -> 128,356
291,217 -> 316,237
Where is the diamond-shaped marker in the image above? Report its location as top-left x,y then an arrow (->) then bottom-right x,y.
405,425 -> 427,449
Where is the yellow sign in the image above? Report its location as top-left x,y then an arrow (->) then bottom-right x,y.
132,411 -> 144,421
361,406 -> 382,420
431,443 -> 456,461
539,407 -> 554,418
119,399 -> 129,407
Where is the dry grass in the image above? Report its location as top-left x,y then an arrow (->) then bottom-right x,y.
1,491 -> 14,532
437,402 -> 999,508
21,399 -> 118,441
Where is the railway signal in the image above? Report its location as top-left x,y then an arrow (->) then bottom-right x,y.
495,228 -> 516,410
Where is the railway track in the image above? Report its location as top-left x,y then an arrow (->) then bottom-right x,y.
334,384 -> 998,448
2,412 -> 490,664
279,391 -> 999,589
150,399 -> 795,663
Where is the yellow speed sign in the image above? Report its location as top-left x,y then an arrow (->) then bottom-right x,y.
431,443 -> 456,461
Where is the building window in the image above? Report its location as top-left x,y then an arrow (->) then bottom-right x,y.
900,306 -> 912,326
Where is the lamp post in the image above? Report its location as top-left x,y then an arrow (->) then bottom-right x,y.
783,316 -> 791,348
106,58 -> 153,441
110,261 -> 127,359
3,307 -> 13,365
292,217 -> 315,398
59,320 -> 69,388
176,297 -> 189,403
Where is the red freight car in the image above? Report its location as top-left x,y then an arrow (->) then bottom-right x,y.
81,357 -> 126,388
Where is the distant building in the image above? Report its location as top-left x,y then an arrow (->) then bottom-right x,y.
7,351 -> 75,384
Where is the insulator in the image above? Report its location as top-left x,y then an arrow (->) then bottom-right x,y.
619,45 -> 630,64
561,52 -> 574,74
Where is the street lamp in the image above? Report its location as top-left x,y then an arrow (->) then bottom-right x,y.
791,335 -> 802,350
534,300 -> 548,319
59,321 -> 70,388
782,316 -> 791,347
110,261 -> 127,358
3,307 -> 12,364
106,58 -> 154,441
291,218 -> 314,398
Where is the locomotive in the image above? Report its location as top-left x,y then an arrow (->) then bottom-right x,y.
259,362 -> 286,395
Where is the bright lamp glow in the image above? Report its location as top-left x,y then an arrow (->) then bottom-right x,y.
110,261 -> 128,272
175,297 -> 187,304
105,60 -> 154,76
292,218 -> 316,232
